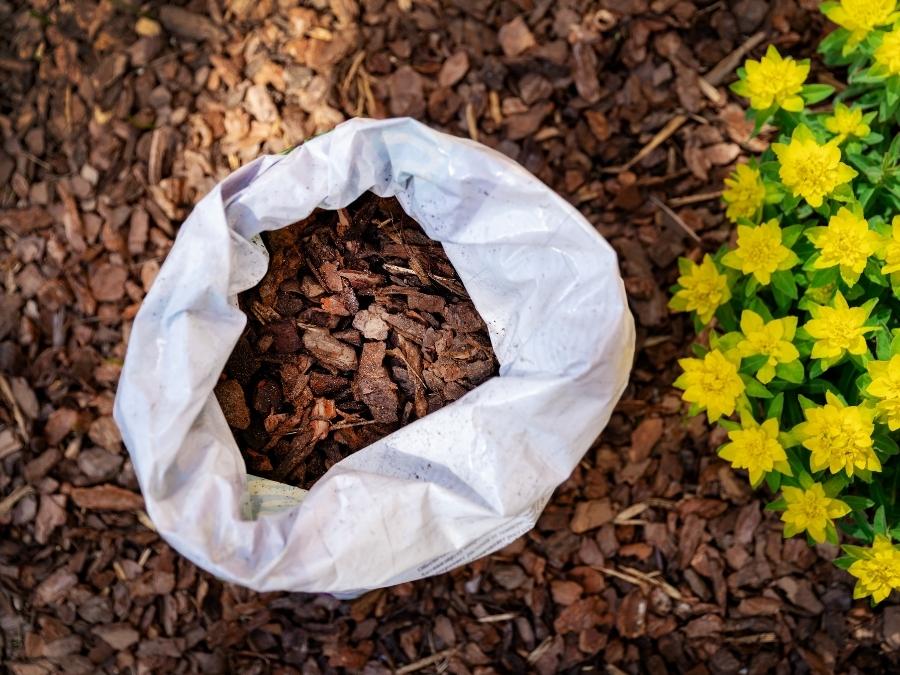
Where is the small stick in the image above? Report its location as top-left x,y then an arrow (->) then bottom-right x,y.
395,649 -> 457,674
603,114 -> 688,174
0,375 -> 29,440
704,31 -> 768,86
668,190 -> 723,207
465,102 -> 479,142
477,612 -> 517,623
329,419 -> 380,431
650,195 -> 702,243
0,485 -> 34,517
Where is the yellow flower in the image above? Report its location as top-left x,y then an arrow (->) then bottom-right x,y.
875,27 -> 900,75
781,483 -> 851,543
735,310 -> 800,383
719,418 -> 789,485
881,215 -> 900,275
866,355 -> 900,430
721,219 -> 798,285
804,291 -> 874,361
675,350 -> 745,422
806,207 -> 882,285
824,103 -> 871,142
795,391 -> 880,477
722,164 -> 766,223
772,125 -> 857,208
669,256 -> 731,324
732,45 -> 809,112
849,535 -> 900,603
823,0 -> 898,51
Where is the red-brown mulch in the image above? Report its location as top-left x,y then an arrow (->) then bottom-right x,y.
2,1 -> 899,673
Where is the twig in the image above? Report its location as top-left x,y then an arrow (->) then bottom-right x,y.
621,565 -> 684,600
527,637 -> 555,665
650,195 -> 702,243
614,502 -> 649,523
603,114 -> 688,174
329,419 -> 379,431
395,649 -> 457,674
0,485 -> 34,517
0,375 -> 29,440
697,76 -> 724,105
465,102 -> 479,142
727,632 -> 779,644
598,565 -> 683,600
704,31 -> 768,86
668,191 -> 723,207
477,612 -> 517,623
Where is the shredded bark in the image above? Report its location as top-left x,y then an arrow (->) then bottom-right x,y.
3,0 -> 899,672
217,193 -> 498,488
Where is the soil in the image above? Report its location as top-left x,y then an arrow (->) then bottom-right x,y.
217,193 -> 498,488
2,0 -> 900,673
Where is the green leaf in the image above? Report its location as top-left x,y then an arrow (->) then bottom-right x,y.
765,497 -> 787,511
802,83 -> 835,104
864,257 -> 889,286
877,327 -> 893,360
742,375 -> 773,399
874,432 -> 900,456
765,471 -> 782,493
875,506 -> 888,535
775,360 -> 804,384
744,276 -> 760,298
843,495 -> 876,511
740,354 -> 770,374
781,224 -> 805,248
891,330 -> 900,356
716,302 -> 739,332
771,270 -> 798,301
809,266 -> 838,288
782,192 -> 803,213
677,258 -> 695,275
819,25 -> 849,60
797,394 -> 819,410
809,358 -> 826,379
832,555 -> 856,570
766,392 -> 784,421
851,509 -> 875,540
823,473 -> 850,497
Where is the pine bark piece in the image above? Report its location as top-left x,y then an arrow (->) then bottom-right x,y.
302,328 -> 358,371
68,485 -> 144,511
353,342 -> 399,424
158,6 -> 225,42
214,379 -> 251,429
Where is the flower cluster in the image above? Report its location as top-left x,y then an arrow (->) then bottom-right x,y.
670,4 -> 900,604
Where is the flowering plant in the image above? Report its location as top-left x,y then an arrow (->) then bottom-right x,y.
670,1 -> 900,604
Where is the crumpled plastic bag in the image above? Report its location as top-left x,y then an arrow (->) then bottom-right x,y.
114,117 -> 635,595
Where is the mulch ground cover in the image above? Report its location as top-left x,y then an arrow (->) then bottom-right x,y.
2,0 -> 900,673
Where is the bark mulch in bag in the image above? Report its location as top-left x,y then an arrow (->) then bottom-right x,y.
114,118 -> 634,594
217,193 -> 499,489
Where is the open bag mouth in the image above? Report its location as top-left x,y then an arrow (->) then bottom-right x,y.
217,190 -> 502,497
114,117 -> 634,594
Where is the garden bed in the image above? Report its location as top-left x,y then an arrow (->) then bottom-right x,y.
1,0 -> 899,673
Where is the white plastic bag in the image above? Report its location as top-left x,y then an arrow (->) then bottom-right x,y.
114,117 -> 634,595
